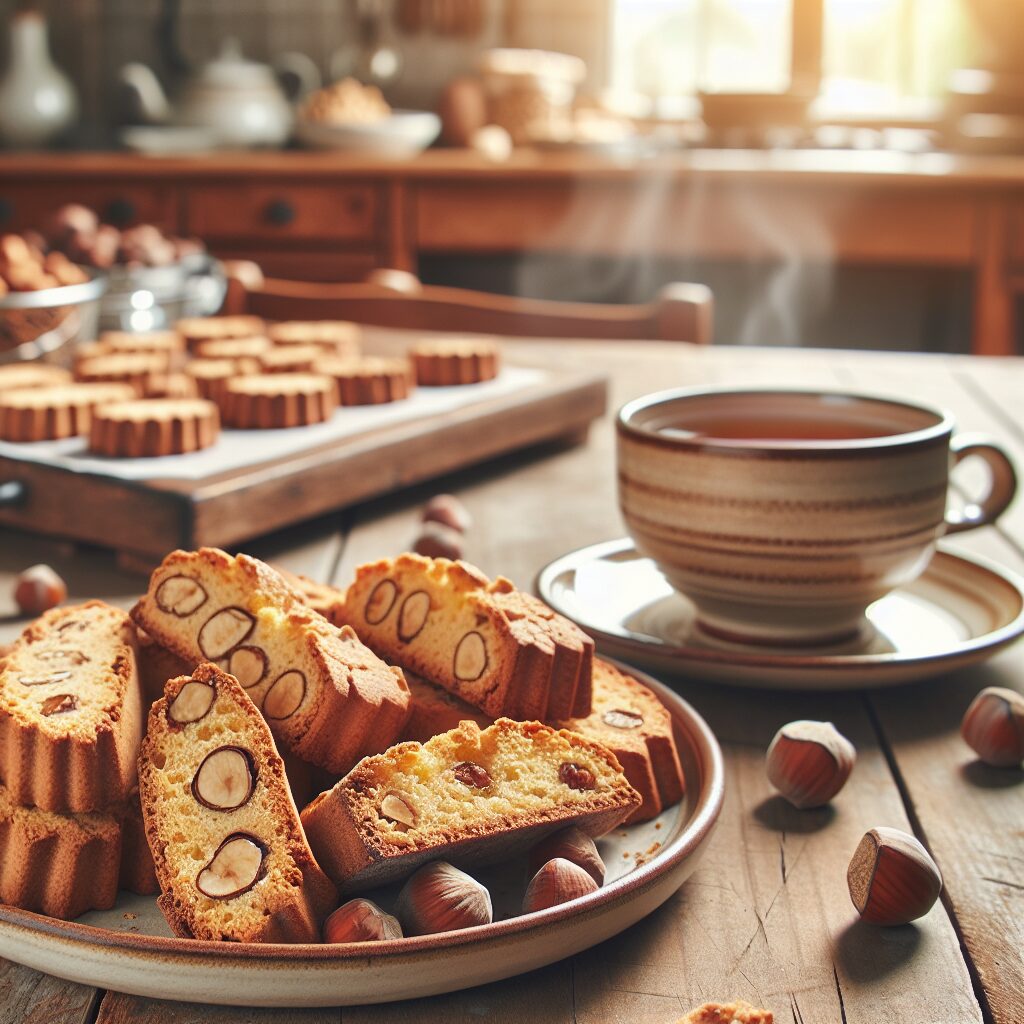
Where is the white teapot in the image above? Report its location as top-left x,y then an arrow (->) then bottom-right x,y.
120,39 -> 318,149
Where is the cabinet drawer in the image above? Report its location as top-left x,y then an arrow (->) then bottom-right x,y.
210,246 -> 379,282
187,183 -> 378,242
0,183 -> 180,232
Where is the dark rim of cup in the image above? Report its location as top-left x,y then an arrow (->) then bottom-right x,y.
616,386 -> 954,456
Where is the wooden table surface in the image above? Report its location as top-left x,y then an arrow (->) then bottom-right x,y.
1,338 -> 1022,1024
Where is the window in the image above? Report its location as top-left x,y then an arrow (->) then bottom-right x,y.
611,0 -> 974,115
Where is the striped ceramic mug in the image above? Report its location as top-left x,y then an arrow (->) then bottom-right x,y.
616,387 -> 1018,647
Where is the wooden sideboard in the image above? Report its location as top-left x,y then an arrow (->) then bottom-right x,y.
1,148 -> 1022,354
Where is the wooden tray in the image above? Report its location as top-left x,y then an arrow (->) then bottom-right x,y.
0,367 -> 606,558
0,664 -> 723,1007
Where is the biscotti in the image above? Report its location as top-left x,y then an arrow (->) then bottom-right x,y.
87,398 -> 220,458
0,601 -> 143,813
410,338 -> 499,386
220,373 -> 338,428
338,554 -> 593,720
0,382 -> 136,441
403,670 -> 491,744
131,547 -> 411,773
138,663 -> 336,941
301,718 -> 641,893
555,659 -> 685,824
0,779 -> 122,919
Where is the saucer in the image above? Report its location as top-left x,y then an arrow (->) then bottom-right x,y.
537,539 -> 1024,690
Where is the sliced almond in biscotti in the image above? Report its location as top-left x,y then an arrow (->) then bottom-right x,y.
301,718 -> 640,894
0,601 -> 143,813
139,663 -> 337,942
554,659 -> 685,824
337,554 -> 593,720
131,547 -> 411,774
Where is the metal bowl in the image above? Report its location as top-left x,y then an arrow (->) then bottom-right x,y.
0,271 -> 107,366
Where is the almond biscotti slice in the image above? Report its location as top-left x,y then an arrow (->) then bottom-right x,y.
131,548 -> 411,774
301,718 -> 641,893
403,670 -> 492,743
0,601 -> 143,813
138,663 -> 337,942
338,555 -> 594,721
555,659 -> 685,824
0,779 -> 123,919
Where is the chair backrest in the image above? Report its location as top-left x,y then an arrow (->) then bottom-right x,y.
222,263 -> 713,344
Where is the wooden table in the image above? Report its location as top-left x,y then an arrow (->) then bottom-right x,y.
1,338 -> 1022,1024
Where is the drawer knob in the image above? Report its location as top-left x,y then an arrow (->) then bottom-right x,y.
265,199 -> 295,226
106,198 -> 137,226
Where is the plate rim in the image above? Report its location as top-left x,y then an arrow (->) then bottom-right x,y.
536,538 -> 1024,677
0,662 -> 724,970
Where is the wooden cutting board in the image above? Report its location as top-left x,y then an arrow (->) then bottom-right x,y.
0,367 -> 606,558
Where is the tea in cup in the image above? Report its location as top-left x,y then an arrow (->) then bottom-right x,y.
616,388 -> 1018,646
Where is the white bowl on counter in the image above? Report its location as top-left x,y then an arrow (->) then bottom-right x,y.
295,110 -> 441,157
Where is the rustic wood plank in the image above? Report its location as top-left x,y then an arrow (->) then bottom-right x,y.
95,993 -> 335,1024
835,354 -> 1024,1024
0,959 -> 97,1024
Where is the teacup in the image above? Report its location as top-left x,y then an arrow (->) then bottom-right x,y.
616,387 -> 1018,646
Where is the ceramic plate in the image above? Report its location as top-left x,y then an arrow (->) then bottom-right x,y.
295,111 -> 441,156
537,539 -> 1024,690
0,663 -> 722,1007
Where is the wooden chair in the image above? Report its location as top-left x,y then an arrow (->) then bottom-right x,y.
222,263 -> 714,344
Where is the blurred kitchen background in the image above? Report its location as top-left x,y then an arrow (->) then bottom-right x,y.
2,0 -> 1023,353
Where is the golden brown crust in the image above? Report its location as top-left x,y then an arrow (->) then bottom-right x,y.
268,320 -> 361,358
0,601 -> 143,813
270,566 -> 348,621
0,363 -> 71,391
680,1002 -> 774,1024
142,372 -> 199,400
556,659 -> 685,824
74,352 -> 171,395
131,547 -> 410,774
184,358 -> 257,403
0,781 -> 122,920
402,670 -> 492,743
257,345 -> 324,374
176,315 -> 266,349
193,336 -> 271,361
338,554 -> 593,721
87,398 -> 220,458
410,339 -> 500,386
301,718 -> 640,893
118,789 -> 160,896
99,330 -> 186,359
139,663 -> 337,942
0,383 -> 137,441
315,357 -> 414,406
220,373 -> 338,428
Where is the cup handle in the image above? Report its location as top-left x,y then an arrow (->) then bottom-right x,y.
944,434 -> 1018,534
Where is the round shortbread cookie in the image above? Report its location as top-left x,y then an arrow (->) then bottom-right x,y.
88,398 -> 220,458
221,373 -> 338,428
0,382 -> 137,441
184,358 -> 258,403
175,315 -> 266,349
193,335 -> 272,361
315,356 -> 413,405
99,330 -> 186,358
257,345 -> 323,374
0,362 -> 72,392
75,352 -> 171,395
410,338 -> 500,386
268,320 -> 362,358
143,372 -> 200,400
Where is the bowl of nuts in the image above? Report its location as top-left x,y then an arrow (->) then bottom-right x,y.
0,233 -> 106,366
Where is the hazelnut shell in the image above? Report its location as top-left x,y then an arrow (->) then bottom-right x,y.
766,720 -> 856,809
847,826 -> 942,925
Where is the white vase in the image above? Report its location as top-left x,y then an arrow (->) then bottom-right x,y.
0,11 -> 77,148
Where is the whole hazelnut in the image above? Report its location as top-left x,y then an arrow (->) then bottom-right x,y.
422,494 -> 472,533
412,522 -> 464,561
522,858 -> 599,914
14,564 -> 67,616
323,898 -> 402,943
765,720 -> 856,809
961,687 -> 1024,767
528,827 -> 605,885
847,826 -> 942,926
395,861 -> 492,935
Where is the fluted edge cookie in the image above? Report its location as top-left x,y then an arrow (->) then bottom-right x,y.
131,547 -> 411,774
0,382 -> 137,441
194,335 -> 271,361
555,659 -> 685,824
221,373 -> 338,428
176,315 -> 266,349
75,352 -> 172,396
184,358 -> 256,404
338,554 -> 593,720
0,362 -> 72,391
411,338 -> 500,386
139,663 -> 337,942
87,398 -> 220,458
316,356 -> 414,406
0,601 -> 144,813
301,718 -> 640,893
